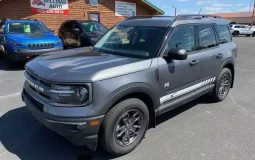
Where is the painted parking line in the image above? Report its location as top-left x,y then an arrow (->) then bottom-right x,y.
0,92 -> 21,99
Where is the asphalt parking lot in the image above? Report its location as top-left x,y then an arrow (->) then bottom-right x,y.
0,37 -> 255,160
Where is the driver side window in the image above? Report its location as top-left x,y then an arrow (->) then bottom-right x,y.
167,26 -> 195,53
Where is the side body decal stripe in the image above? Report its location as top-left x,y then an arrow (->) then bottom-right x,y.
160,77 -> 216,104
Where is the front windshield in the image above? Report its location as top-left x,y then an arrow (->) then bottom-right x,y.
79,21 -> 108,33
93,25 -> 167,59
7,22 -> 50,34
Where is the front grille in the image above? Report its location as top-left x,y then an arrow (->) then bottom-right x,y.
25,70 -> 52,100
28,42 -> 54,49
23,90 -> 44,112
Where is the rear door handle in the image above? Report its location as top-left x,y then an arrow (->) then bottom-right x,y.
190,60 -> 199,66
217,53 -> 223,58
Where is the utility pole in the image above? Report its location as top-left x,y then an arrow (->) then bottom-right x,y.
251,1 -> 255,27
173,6 -> 177,16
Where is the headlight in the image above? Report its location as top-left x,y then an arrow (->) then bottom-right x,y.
50,85 -> 89,105
10,41 -> 23,46
91,38 -> 99,42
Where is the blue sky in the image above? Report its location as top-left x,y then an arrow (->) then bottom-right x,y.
148,0 -> 254,15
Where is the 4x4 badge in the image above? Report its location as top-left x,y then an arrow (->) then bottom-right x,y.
164,82 -> 170,89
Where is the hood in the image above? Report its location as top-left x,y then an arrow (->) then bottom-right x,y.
25,47 -> 152,82
7,32 -> 60,41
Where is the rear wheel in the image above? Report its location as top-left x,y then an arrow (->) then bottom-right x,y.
211,68 -> 232,102
100,98 -> 149,156
232,31 -> 239,37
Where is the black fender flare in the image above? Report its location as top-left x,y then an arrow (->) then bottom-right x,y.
217,59 -> 235,88
102,83 -> 159,114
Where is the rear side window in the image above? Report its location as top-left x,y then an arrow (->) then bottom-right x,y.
198,25 -> 217,49
218,25 -> 232,43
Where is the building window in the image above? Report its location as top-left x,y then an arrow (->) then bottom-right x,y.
89,0 -> 99,6
89,12 -> 100,22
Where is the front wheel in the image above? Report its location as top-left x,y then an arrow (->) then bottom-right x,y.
252,32 -> 255,37
99,98 -> 149,156
211,68 -> 232,102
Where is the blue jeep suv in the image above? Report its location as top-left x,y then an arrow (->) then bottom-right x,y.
0,19 -> 63,62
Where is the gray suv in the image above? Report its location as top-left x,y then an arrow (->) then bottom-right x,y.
22,15 -> 237,156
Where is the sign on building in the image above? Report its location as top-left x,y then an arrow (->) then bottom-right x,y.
115,1 -> 136,17
30,0 -> 69,15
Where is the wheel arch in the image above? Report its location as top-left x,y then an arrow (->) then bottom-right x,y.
219,61 -> 235,88
102,83 -> 159,128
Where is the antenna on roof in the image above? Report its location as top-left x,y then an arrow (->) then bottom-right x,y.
198,8 -> 202,15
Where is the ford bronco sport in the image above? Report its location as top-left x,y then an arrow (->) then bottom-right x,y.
22,15 -> 237,156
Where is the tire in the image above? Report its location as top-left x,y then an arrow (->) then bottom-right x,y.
99,98 -> 149,156
211,68 -> 232,102
232,31 -> 239,37
252,32 -> 255,37
7,54 -> 16,69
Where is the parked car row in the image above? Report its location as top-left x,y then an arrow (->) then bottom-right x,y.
230,24 -> 255,37
0,18 -> 108,64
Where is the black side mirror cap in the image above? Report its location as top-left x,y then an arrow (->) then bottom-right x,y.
165,48 -> 187,60
220,39 -> 227,44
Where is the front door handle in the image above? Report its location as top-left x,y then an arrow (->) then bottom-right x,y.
190,60 -> 199,66
217,53 -> 223,58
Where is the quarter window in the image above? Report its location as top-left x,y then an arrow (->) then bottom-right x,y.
198,25 -> 217,49
218,25 -> 232,43
167,26 -> 195,52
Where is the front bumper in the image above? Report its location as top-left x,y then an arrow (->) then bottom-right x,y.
9,47 -> 63,61
21,90 -> 104,150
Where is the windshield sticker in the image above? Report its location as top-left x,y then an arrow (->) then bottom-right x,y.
24,25 -> 31,33
112,29 -> 120,33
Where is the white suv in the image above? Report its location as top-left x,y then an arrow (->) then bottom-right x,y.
230,24 -> 255,37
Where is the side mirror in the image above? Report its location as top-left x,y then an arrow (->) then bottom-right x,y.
50,29 -> 55,32
220,39 -> 227,44
165,48 -> 187,60
73,28 -> 80,32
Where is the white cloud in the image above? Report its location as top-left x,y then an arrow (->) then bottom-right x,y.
238,7 -> 251,12
212,3 -> 232,7
207,10 -> 232,14
197,1 -> 213,5
204,7 -> 223,11
179,0 -> 190,1
236,4 -> 243,7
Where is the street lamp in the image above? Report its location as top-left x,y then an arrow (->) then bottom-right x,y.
250,0 -> 255,12
250,0 -> 255,27
173,6 -> 177,16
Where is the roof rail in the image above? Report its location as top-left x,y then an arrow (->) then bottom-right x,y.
21,18 -> 38,21
125,15 -> 175,21
175,14 -> 222,20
